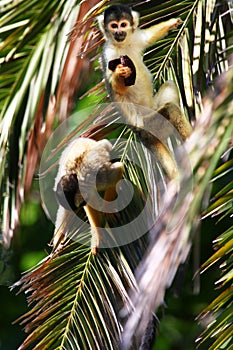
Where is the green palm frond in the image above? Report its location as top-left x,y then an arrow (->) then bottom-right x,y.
16,241 -> 132,350
197,159 -> 233,349
0,0 -> 106,247
0,0 -> 79,247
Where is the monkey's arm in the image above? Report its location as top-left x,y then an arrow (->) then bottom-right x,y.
142,18 -> 181,48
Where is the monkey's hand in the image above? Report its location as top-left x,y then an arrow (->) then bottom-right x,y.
108,55 -> 136,88
115,64 -> 132,79
111,65 -> 132,94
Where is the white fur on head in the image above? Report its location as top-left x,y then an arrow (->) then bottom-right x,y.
132,10 -> 139,29
98,9 -> 139,35
98,13 -> 105,35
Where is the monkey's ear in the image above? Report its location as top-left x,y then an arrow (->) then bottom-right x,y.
98,14 -> 105,34
132,11 -> 139,29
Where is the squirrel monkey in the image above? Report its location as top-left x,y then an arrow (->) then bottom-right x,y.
54,137 -> 123,254
98,5 -> 192,178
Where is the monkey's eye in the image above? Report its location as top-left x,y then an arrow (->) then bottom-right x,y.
110,23 -> 118,29
120,22 -> 128,28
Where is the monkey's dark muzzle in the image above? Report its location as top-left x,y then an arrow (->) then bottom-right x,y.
114,31 -> 126,42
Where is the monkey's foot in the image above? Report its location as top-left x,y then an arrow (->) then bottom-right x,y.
168,18 -> 182,29
90,227 -> 101,255
91,234 -> 99,255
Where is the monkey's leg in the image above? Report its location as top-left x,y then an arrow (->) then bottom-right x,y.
154,80 -> 180,108
140,104 -> 191,178
84,183 -> 121,254
154,81 -> 192,140
157,103 -> 192,141
84,205 -> 104,255
151,139 -> 178,179
85,189 -> 118,254
83,162 -> 123,254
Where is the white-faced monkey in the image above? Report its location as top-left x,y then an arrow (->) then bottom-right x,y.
98,5 -> 192,178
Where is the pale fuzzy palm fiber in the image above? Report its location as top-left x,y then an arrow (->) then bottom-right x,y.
121,65 -> 233,348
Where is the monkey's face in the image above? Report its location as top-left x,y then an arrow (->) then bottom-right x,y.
107,19 -> 132,42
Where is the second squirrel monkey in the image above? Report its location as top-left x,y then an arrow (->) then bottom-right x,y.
54,137 -> 123,254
